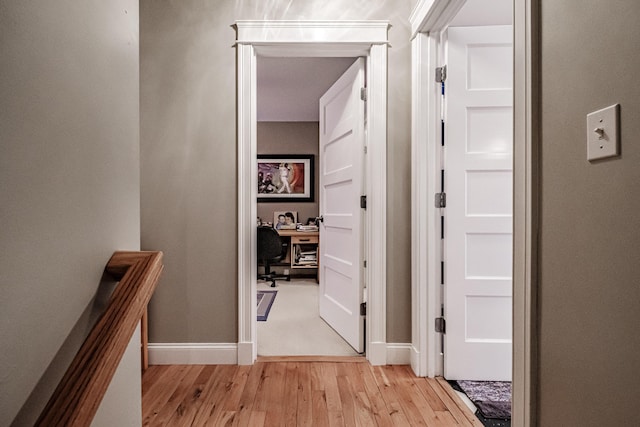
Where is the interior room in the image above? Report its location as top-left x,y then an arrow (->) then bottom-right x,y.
255,56 -> 361,357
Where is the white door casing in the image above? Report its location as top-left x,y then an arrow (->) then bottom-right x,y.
319,58 -> 366,353
235,21 -> 389,365
444,25 -> 513,381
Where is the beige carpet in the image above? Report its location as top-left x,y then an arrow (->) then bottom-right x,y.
257,279 -> 360,357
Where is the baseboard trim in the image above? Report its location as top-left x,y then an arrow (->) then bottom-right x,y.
367,341 -> 387,365
237,341 -> 254,366
386,343 -> 412,365
148,343 -> 238,365
148,342 -> 411,366
410,344 -> 422,375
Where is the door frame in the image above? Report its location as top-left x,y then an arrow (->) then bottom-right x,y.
235,21 -> 390,365
409,1 -> 539,426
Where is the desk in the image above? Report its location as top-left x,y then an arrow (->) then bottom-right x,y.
276,230 -> 319,281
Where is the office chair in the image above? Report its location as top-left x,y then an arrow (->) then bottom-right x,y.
257,226 -> 289,287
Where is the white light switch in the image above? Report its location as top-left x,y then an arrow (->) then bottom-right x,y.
587,104 -> 620,161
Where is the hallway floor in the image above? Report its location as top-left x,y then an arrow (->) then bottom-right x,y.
142,361 -> 483,426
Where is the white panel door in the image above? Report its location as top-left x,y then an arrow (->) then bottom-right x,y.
319,58 -> 365,353
445,26 -> 513,380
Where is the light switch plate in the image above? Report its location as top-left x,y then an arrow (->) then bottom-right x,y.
587,104 -> 620,161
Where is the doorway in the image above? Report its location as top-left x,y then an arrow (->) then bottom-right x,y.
235,20 -> 390,365
410,0 -> 538,424
411,0 -> 514,381
255,56 -> 362,357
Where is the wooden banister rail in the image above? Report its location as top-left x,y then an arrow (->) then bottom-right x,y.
36,251 -> 163,427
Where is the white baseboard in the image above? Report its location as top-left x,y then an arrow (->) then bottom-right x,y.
148,343 -> 237,365
409,344 -> 425,376
148,342 -> 411,366
367,341 -> 388,365
237,342 -> 255,365
386,343 -> 412,365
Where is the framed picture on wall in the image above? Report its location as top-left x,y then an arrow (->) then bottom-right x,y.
257,154 -> 314,202
273,211 -> 298,230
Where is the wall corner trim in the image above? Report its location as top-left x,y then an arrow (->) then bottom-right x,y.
386,343 -> 412,365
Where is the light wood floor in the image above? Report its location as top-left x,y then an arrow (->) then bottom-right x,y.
142,358 -> 483,426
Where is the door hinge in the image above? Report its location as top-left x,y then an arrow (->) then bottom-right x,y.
435,192 -> 446,208
435,65 -> 447,83
363,260 -> 367,268
360,195 -> 367,209
360,87 -> 367,102
360,302 -> 367,316
435,317 -> 446,334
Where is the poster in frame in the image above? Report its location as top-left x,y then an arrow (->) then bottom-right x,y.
273,211 -> 298,230
257,154 -> 314,202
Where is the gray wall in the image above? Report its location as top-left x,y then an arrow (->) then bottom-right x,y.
257,122 -> 319,224
539,1 -> 640,424
141,0 -> 413,344
0,1 -> 141,425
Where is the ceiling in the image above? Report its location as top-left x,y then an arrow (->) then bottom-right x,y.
257,57 -> 356,122
449,0 -> 512,26
255,0 -> 512,122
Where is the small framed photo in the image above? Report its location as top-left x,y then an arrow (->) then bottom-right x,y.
273,211 -> 298,230
257,155 -> 314,202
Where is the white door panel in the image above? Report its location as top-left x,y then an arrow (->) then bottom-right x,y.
319,58 -> 365,353
444,25 -> 513,381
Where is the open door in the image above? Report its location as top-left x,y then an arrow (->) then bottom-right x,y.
318,58 -> 365,353
444,25 -> 513,380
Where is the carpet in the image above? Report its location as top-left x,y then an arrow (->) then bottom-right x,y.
257,290 -> 277,321
456,380 -> 511,420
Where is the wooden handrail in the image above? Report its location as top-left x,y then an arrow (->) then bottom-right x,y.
36,251 -> 163,427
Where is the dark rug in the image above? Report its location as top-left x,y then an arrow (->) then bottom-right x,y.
257,290 -> 277,321
455,380 -> 511,421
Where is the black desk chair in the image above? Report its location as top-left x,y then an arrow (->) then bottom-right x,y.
257,226 -> 289,287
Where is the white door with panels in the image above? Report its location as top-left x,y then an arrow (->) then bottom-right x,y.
318,58 -> 365,353
444,25 -> 513,380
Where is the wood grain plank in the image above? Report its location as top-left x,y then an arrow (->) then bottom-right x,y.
259,362 -> 287,426
223,365 -> 251,411
232,362 -> 264,427
282,363 -> 299,427
142,364 -> 163,391
318,362 -> 341,414
192,365 -> 237,426
434,377 -> 484,427
356,363 -> 395,427
208,410 -> 237,426
338,363 -> 377,427
247,410 -> 266,427
140,362 -> 484,427
143,365 -> 204,426
436,410 -> 462,425
312,390 -> 330,427
296,362 -> 314,427
388,365 -> 432,426
166,364 -> 219,426
412,375 -> 449,413
327,410 -> 346,427
336,375 -> 357,426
